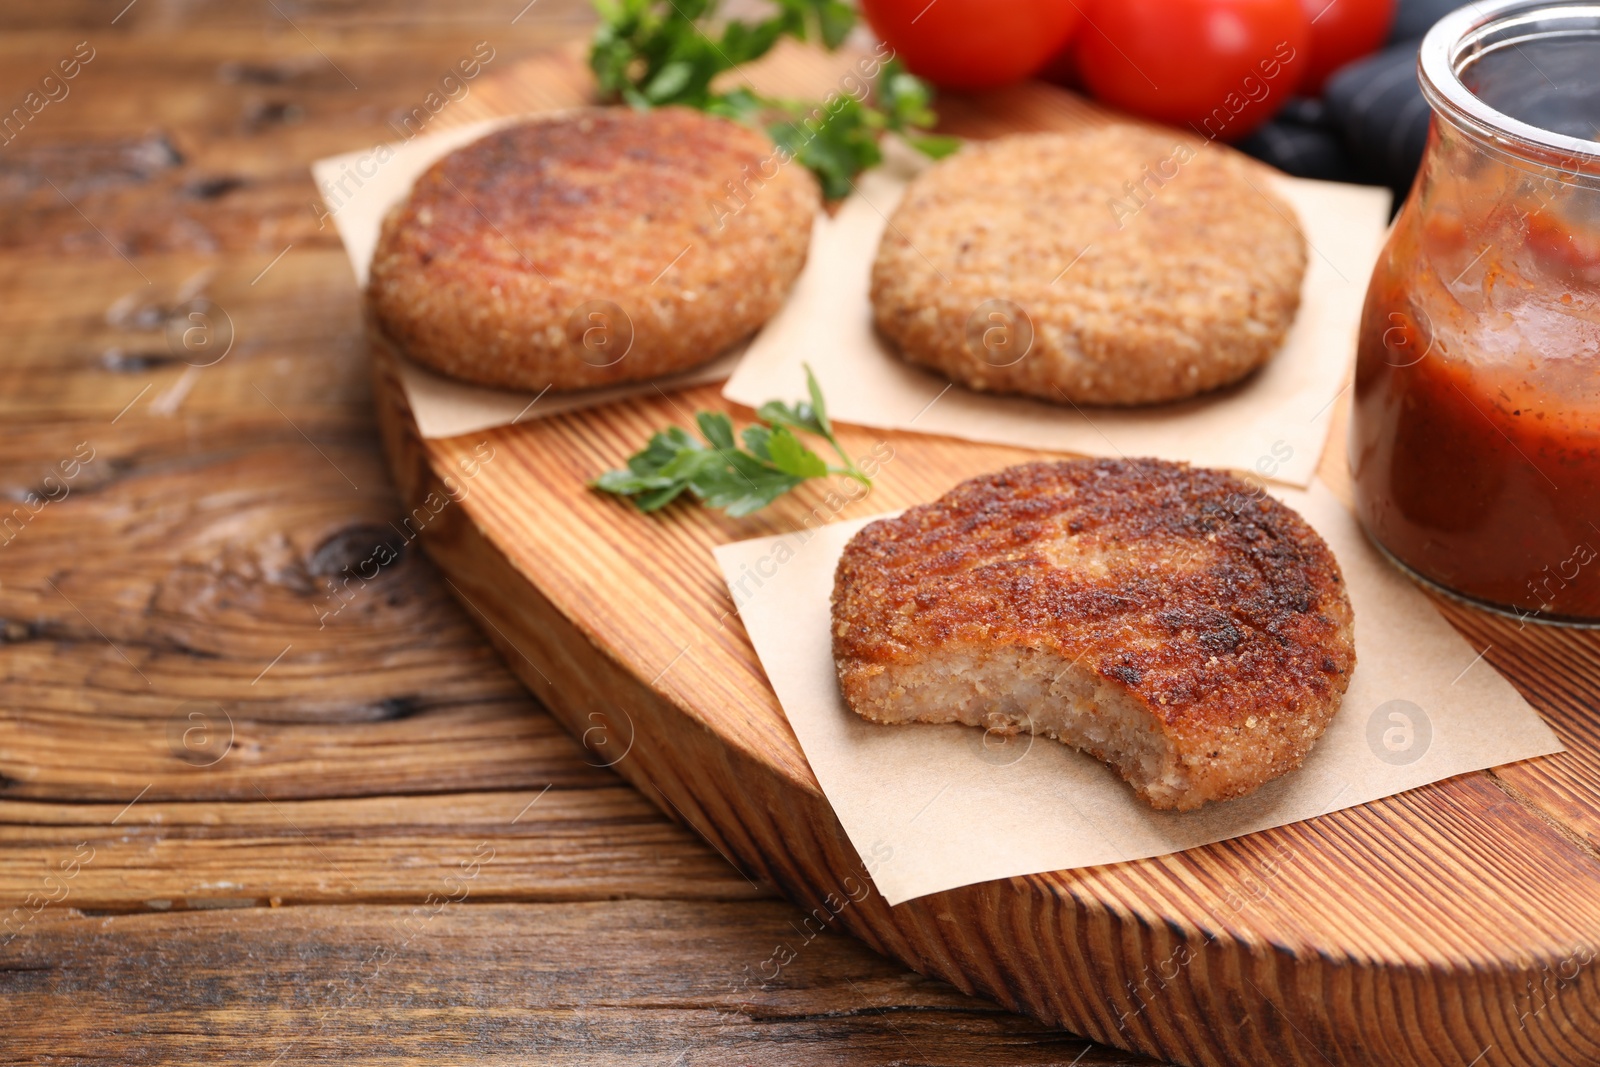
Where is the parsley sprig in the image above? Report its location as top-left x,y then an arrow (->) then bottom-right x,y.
594,364 -> 869,517
589,0 -> 959,199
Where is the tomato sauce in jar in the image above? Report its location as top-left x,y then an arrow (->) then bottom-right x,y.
1350,1 -> 1600,623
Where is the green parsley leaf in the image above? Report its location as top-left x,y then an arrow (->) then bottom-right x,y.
588,0 -> 955,198
696,410 -> 736,450
594,363 -> 870,516
766,426 -> 829,479
805,357 -> 832,433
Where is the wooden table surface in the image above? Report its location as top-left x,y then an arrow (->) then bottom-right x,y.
0,3 -> 1158,1062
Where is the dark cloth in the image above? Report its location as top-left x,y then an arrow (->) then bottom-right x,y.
1321,43 -> 1435,196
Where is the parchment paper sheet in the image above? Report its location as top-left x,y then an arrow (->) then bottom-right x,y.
713,481 -> 1562,906
313,114 -> 743,440
723,150 -> 1393,487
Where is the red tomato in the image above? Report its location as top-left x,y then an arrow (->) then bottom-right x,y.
861,0 -> 1082,92
1298,0 -> 1395,94
1075,0 -> 1310,141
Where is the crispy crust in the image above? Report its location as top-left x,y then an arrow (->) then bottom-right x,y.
870,126 -> 1307,406
831,459 -> 1355,809
368,107 -> 818,392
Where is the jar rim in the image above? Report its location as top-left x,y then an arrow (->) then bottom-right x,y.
1420,0 -> 1600,164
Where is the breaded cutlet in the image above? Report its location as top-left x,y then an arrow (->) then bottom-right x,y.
831,458 -> 1355,810
368,107 -> 818,392
870,125 -> 1307,406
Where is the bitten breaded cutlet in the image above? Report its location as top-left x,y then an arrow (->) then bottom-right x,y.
368,107 -> 818,392
831,458 -> 1355,810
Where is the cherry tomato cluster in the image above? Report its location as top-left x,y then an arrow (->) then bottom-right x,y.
860,0 -> 1395,140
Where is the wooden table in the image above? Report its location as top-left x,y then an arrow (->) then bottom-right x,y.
0,3 -> 1155,1062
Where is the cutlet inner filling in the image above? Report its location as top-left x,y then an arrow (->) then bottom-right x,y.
853,644 -> 1195,809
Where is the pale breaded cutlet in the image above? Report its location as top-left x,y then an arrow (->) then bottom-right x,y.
831,458 -> 1355,810
367,107 -> 818,392
870,125 -> 1308,406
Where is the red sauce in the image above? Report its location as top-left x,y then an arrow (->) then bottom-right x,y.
1351,139 -> 1600,621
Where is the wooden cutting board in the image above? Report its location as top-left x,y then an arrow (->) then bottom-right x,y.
372,43 -> 1600,1067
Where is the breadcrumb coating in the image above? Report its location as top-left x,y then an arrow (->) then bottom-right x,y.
870,126 -> 1307,406
369,107 -> 818,392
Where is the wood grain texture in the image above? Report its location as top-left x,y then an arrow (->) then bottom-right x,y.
0,6 -> 1151,1064
367,47 -> 1600,1067
4,903 -> 1147,1066
0,789 -> 772,910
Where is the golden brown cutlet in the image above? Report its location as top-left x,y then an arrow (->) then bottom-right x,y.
870,125 -> 1307,406
831,458 -> 1355,810
368,107 -> 818,392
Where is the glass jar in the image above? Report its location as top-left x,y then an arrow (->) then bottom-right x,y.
1351,0 -> 1600,625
